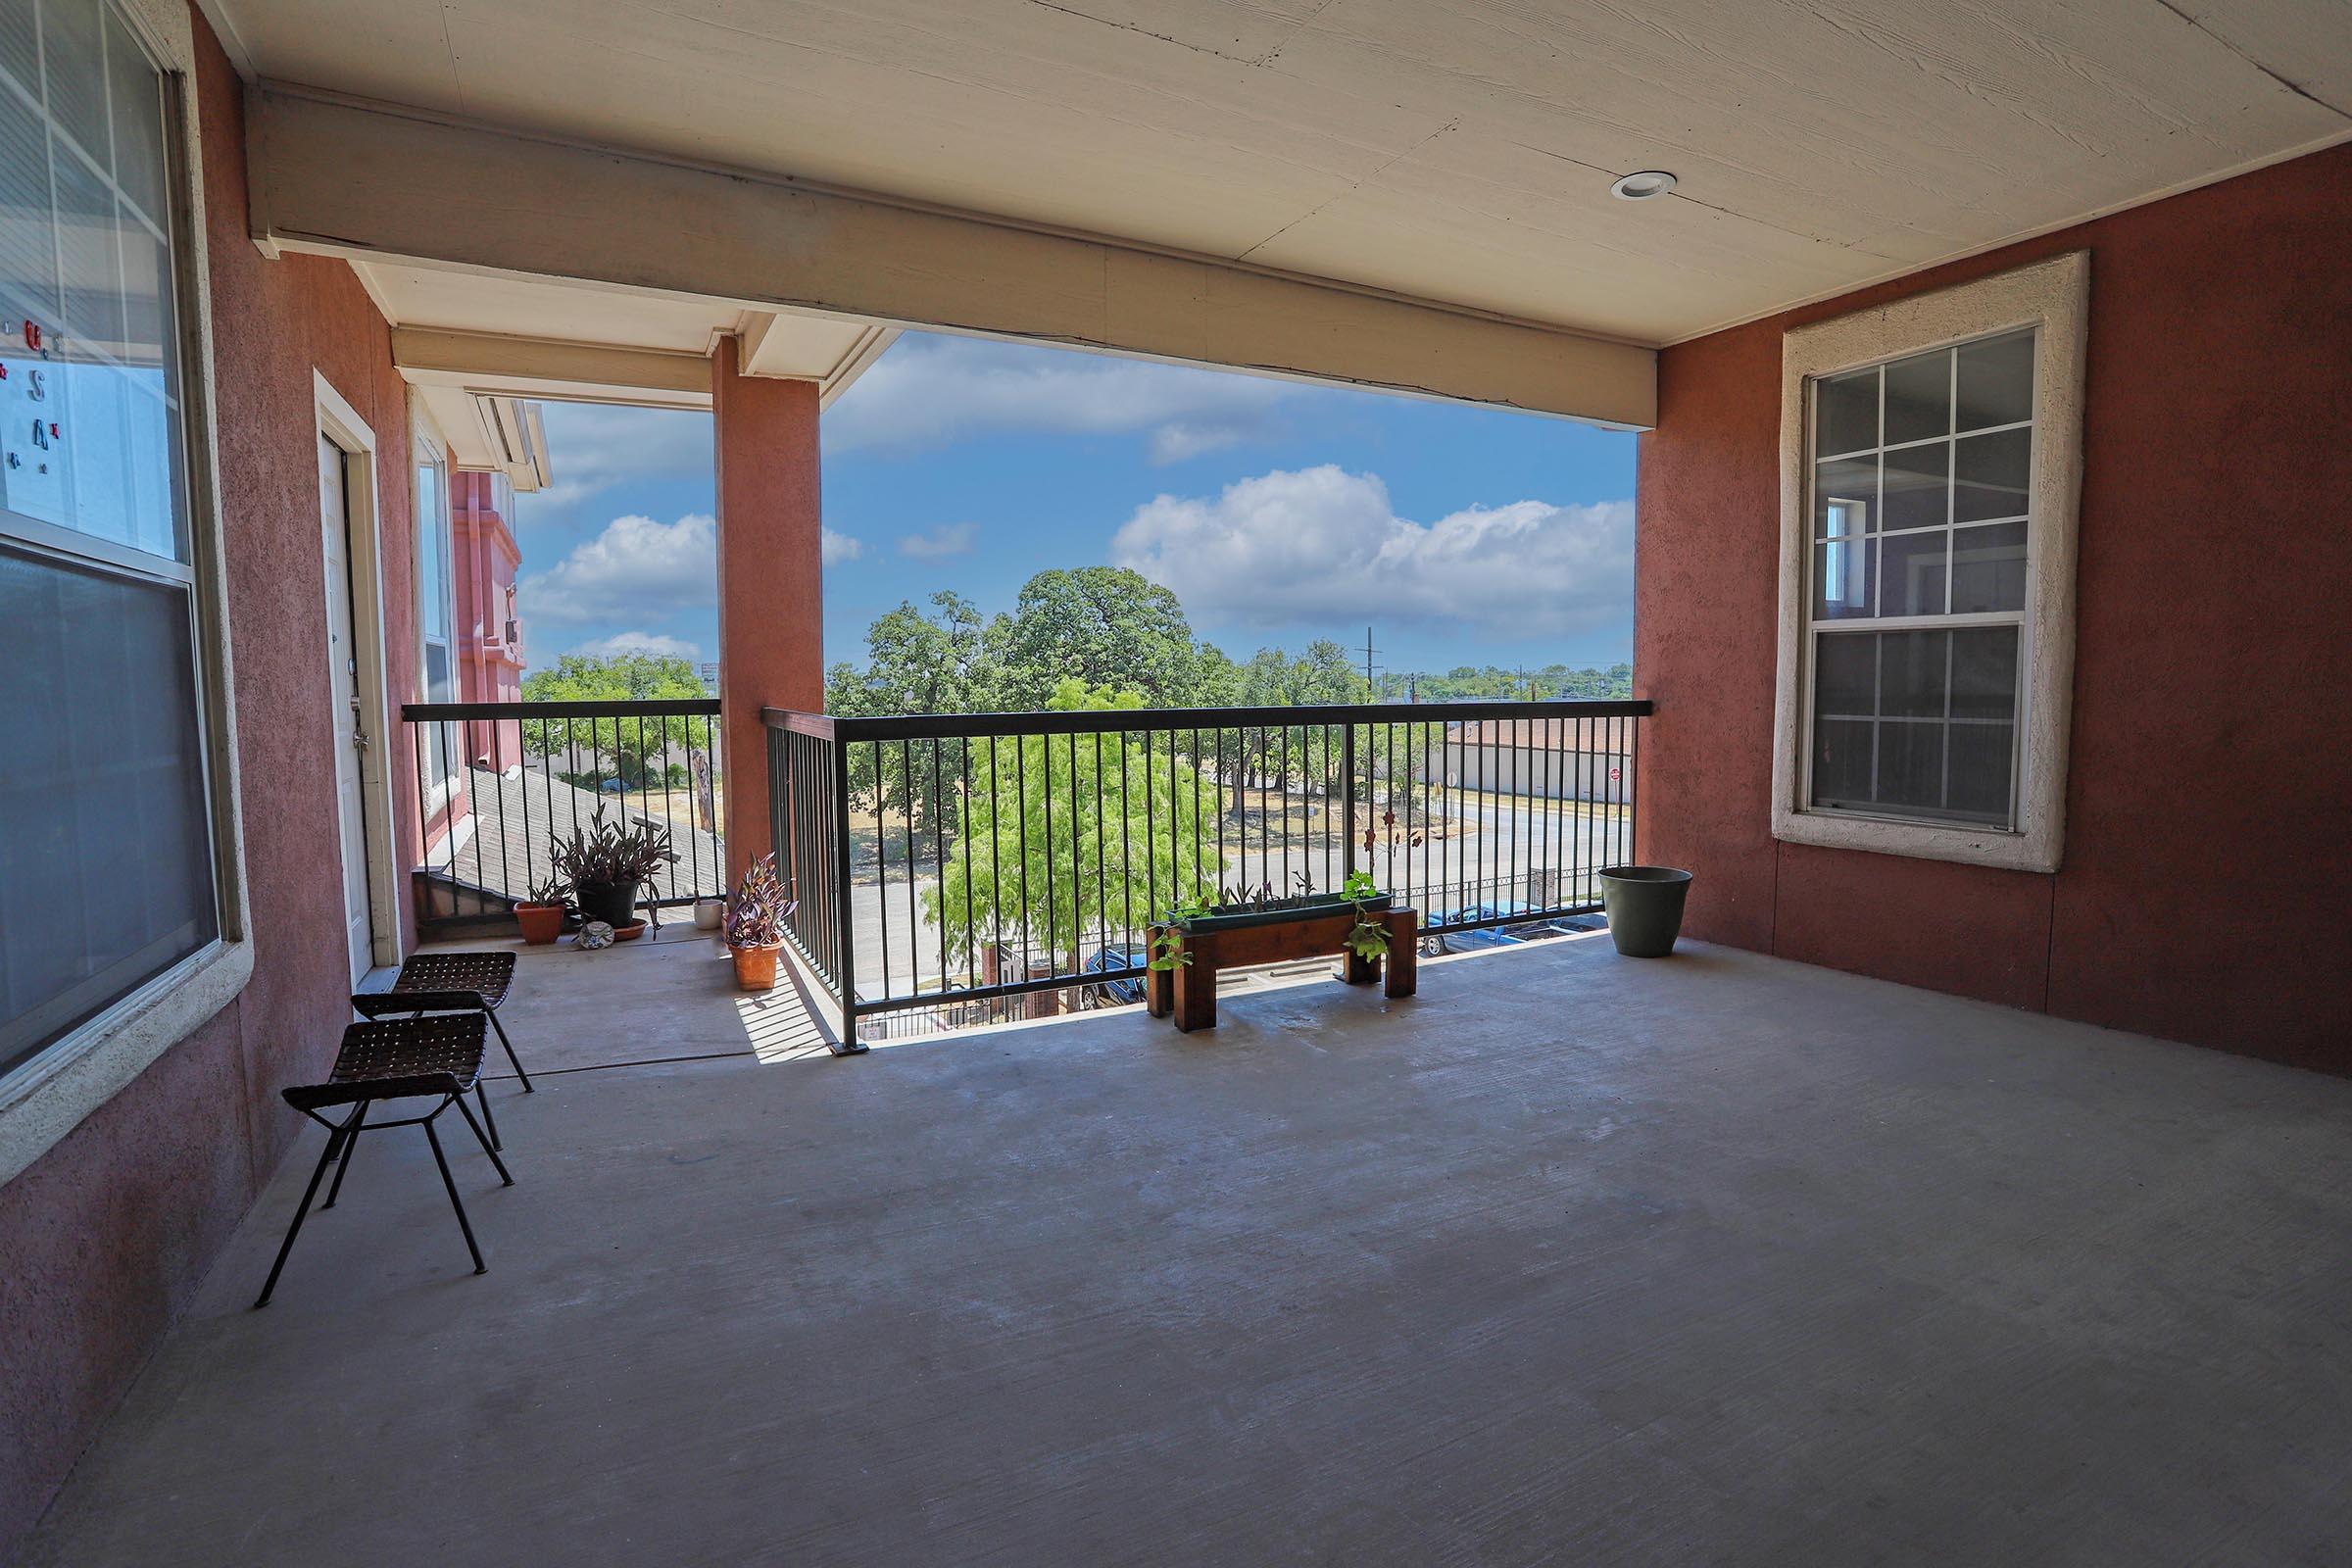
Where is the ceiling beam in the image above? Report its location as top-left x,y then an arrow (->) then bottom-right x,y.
248,87 -> 1655,428
390,326 -> 712,403
736,312 -> 902,409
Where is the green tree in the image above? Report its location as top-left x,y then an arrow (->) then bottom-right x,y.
1214,639 -> 1370,823
988,566 -> 1209,709
923,679 -> 1221,972
519,652 -> 711,786
1379,662 -> 1633,702
837,591 -> 998,716
828,593 -> 1000,849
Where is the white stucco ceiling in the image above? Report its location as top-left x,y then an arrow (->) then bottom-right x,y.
206,0 -> 2351,346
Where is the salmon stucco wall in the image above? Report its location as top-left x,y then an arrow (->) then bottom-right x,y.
1635,142 -> 2352,1071
713,339 -> 824,888
0,6 -> 418,1550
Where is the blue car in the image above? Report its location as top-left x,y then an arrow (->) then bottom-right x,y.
1437,925 -> 1524,954
1430,901 -> 1536,927
1081,946 -> 1151,1006
1427,902 -> 1540,956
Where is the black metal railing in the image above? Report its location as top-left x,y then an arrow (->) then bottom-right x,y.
762,699 -> 1649,1044
405,698 -> 724,925
767,710 -> 848,998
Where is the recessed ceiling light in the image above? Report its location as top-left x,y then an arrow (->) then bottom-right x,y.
1610,171 -> 1678,201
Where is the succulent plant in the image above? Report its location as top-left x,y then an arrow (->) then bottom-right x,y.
548,806 -> 677,890
725,853 -> 789,949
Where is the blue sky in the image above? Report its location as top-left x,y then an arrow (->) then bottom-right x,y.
511,331 -> 1636,678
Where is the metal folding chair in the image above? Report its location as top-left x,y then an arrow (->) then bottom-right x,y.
254,1013 -> 514,1307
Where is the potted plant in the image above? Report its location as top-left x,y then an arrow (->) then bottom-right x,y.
1596,864 -> 1694,957
1147,870 -> 1407,1031
514,874 -> 567,946
1156,869 -> 1394,945
725,853 -> 790,991
550,806 -> 677,933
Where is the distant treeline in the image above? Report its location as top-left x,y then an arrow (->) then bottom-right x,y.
824,566 -> 1632,718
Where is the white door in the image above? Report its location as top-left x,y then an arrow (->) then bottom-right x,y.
320,435 -> 374,981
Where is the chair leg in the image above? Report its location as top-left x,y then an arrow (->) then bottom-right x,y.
423,1116 -> 488,1274
486,1006 -> 533,1093
474,1080 -> 503,1152
454,1093 -> 514,1187
254,1124 -> 346,1308
320,1101 -> 368,1209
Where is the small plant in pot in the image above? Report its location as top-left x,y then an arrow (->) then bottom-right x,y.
1337,869 -> 1393,967
725,853 -> 789,991
549,806 -> 677,934
514,874 -> 568,946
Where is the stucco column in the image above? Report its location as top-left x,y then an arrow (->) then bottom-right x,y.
712,335 -> 823,891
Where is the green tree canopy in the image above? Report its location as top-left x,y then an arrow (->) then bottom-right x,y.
519,652 -> 712,785
988,566 -> 1209,710
827,593 -> 1001,844
922,678 -> 1221,972
827,591 -> 998,718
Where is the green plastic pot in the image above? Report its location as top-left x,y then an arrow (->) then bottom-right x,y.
1597,865 -> 1692,957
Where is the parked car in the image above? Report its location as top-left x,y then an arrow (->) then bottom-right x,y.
1430,900 -> 1535,926
1081,945 -> 1151,1006
1434,925 -> 1525,955
1427,901 -> 1541,956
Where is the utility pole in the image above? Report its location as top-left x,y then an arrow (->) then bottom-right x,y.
1361,626 -> 1382,698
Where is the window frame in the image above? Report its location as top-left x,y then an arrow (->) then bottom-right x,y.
412,398 -> 458,809
1771,252 -> 2088,873
0,0 -> 252,1187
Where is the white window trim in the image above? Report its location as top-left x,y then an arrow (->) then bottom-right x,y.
0,0 -> 255,1187
1771,251 -> 2088,873
412,394 -> 458,813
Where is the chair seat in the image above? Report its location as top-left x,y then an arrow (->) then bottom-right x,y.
390,951 -> 516,1009
327,1014 -> 488,1091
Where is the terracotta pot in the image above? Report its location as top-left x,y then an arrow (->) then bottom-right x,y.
515,902 -> 566,945
731,941 -> 783,991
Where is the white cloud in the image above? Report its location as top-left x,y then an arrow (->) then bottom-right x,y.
516,512 -> 716,626
825,333 -> 1296,464
822,528 -> 862,565
1109,466 -> 1634,635
898,520 -> 978,559
568,631 -> 701,661
518,404 -> 712,527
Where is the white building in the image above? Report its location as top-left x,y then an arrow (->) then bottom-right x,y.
1421,719 -> 1632,805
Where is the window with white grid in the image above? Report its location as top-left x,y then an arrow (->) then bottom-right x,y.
1803,329 -> 2034,828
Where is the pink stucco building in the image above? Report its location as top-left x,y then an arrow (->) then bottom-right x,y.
450,467 -> 527,769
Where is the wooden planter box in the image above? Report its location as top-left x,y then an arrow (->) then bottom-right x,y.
1146,899 -> 1417,1033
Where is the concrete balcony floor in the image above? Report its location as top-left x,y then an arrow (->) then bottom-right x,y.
24,934 -> 2352,1566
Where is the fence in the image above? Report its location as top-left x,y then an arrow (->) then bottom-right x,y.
404,698 -> 725,927
762,700 -> 1649,1045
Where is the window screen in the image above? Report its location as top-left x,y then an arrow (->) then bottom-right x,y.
0,546 -> 217,1072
